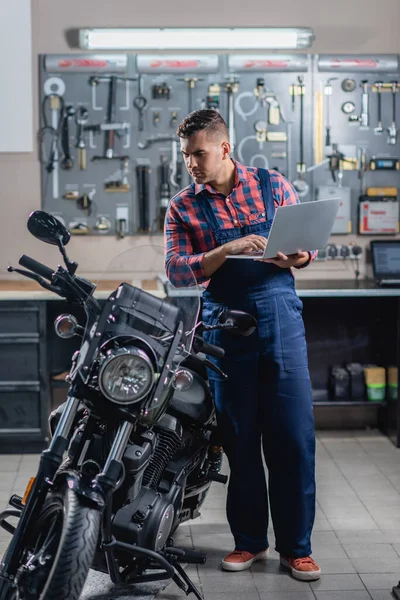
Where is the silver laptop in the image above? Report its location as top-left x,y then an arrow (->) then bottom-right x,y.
226,197 -> 341,259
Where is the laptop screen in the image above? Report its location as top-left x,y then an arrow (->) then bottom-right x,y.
371,241 -> 400,279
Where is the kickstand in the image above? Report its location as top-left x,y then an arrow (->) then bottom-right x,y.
172,563 -> 203,599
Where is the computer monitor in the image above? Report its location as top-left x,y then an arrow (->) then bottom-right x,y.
370,240 -> 400,283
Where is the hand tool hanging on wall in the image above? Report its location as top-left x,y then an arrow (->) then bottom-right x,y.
116,205 -> 129,239
60,105 -> 75,170
341,78 -> 356,92
104,156 -> 131,192
138,134 -> 176,150
152,82 -> 171,99
133,76 -> 148,132
75,106 -> 88,170
387,81 -> 398,145
169,111 -> 178,128
177,77 -> 203,113
89,75 -> 136,160
324,77 -> 338,147
374,81 -> 384,134
292,76 -> 309,197
348,80 -> 369,128
360,80 -> 369,128
225,77 -> 239,154
170,139 -> 182,190
152,111 -> 161,127
76,191 -> 94,216
254,78 -> 280,126
342,101 -> 355,115
136,164 -> 151,232
40,77 -> 66,199
207,83 -> 221,110
156,155 -> 171,232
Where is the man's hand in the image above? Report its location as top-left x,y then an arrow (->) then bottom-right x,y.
256,251 -> 309,268
223,234 -> 267,256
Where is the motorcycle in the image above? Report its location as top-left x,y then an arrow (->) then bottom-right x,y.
0,211 -> 256,600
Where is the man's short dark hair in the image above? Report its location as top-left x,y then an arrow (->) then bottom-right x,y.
177,109 -> 228,139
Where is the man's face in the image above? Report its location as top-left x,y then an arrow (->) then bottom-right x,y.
180,130 -> 226,184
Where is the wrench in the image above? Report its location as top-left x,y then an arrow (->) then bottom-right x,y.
374,81 -> 384,134
75,106 -> 89,170
60,105 -> 75,169
387,81 -> 398,145
225,78 -> 239,154
324,77 -> 338,146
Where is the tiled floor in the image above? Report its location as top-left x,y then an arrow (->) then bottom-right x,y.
2,430 -> 400,600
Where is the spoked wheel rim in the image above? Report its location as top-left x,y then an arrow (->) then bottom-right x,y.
17,498 -> 64,600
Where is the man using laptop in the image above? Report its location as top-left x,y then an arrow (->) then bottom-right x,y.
164,109 -> 320,581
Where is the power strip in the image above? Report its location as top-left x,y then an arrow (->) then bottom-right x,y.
316,243 -> 363,261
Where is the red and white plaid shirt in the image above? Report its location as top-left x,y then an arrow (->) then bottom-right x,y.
165,160 -> 317,285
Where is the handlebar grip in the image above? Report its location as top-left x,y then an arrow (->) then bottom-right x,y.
19,255 -> 54,281
201,340 -> 225,359
208,471 -> 229,485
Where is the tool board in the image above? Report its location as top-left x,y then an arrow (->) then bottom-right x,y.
39,53 -> 400,238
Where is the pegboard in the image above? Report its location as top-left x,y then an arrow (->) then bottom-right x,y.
39,53 -> 400,238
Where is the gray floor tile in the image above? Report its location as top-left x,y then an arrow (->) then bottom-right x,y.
322,506 -> 372,520
312,517 -> 333,531
313,593 -> 371,600
351,557 -> 400,573
190,523 -> 232,535
201,574 -> 258,594
317,557 -> 356,574
369,592 -> 398,600
257,592 -> 315,600
311,531 -> 341,546
360,573 -> 400,590
343,543 -> 398,559
310,574 -> 366,591
252,572 -> 312,592
311,545 -> 348,559
327,517 -> 379,531
335,531 -> 388,544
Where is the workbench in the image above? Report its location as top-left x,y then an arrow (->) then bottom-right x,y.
0,278 -> 398,451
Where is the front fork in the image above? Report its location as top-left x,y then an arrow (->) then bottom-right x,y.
0,393 -> 134,595
0,395 -> 80,590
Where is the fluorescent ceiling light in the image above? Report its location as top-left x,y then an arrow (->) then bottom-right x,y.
79,28 -> 314,51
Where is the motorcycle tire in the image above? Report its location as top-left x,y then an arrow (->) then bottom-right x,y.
17,486 -> 100,600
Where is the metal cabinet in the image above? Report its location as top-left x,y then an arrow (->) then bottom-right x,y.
0,302 -> 49,452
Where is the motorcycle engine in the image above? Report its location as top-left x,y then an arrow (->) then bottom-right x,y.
112,414 -> 184,551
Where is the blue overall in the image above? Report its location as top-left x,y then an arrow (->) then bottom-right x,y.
200,168 -> 316,558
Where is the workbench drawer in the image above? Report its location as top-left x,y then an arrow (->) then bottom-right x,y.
0,388 -> 41,430
0,304 -> 40,335
0,341 -> 39,381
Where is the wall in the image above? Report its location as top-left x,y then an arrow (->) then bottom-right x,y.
1,0 -> 400,282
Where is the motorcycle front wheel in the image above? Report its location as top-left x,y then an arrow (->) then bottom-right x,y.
15,485 -> 100,600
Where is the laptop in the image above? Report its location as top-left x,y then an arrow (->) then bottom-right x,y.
371,240 -> 400,286
226,197 -> 341,259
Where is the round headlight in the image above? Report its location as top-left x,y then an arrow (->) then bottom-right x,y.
99,347 -> 154,405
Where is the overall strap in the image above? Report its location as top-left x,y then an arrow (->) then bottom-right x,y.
194,184 -> 222,234
257,168 -> 275,220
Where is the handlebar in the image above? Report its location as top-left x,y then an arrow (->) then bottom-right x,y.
19,255 -> 54,281
194,335 -> 225,359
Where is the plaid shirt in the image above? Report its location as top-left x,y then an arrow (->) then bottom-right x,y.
165,160 -> 317,285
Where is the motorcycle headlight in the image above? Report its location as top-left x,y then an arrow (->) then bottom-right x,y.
99,347 -> 154,405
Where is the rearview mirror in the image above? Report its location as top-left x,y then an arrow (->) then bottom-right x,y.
28,210 -> 70,247
219,310 -> 257,337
